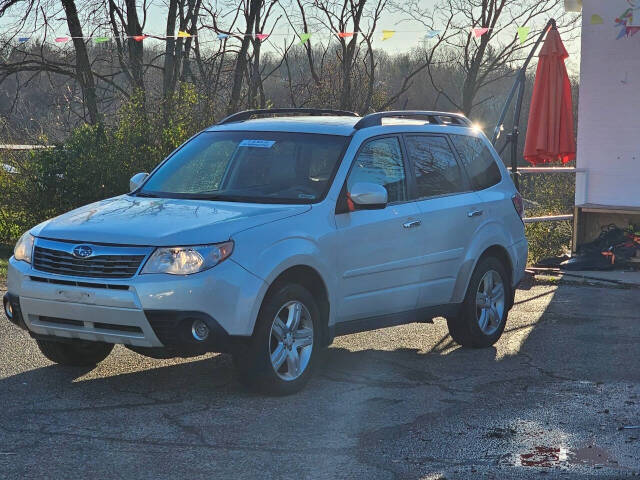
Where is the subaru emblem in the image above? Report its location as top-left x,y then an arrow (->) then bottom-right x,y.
72,245 -> 93,259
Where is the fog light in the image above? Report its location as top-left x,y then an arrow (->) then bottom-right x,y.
3,297 -> 13,320
191,319 -> 210,341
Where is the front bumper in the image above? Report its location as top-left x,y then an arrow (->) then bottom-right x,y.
6,256 -> 267,348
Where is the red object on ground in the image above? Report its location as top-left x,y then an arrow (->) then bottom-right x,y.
523,28 -> 576,165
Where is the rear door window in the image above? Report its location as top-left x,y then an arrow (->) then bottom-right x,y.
449,134 -> 502,191
404,135 -> 466,199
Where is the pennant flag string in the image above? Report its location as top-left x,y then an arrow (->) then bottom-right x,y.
10,22 -> 588,47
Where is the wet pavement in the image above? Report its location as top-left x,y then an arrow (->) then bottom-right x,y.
1,282 -> 639,479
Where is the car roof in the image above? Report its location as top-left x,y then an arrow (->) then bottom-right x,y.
206,116 -> 361,136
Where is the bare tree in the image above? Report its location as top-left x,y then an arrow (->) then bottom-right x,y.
397,0 -> 579,115
280,0 -> 389,112
225,0 -> 262,114
107,0 -> 145,94
312,0 -> 388,111
162,0 -> 202,120
0,0 -> 101,123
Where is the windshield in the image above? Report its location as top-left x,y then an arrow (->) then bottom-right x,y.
138,131 -> 348,203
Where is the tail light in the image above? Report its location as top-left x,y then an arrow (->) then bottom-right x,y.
511,192 -> 525,221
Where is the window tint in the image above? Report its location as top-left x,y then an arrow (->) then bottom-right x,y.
347,137 -> 407,203
450,134 -> 502,191
405,135 -> 465,199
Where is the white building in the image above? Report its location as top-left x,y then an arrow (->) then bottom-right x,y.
571,0 -> 640,248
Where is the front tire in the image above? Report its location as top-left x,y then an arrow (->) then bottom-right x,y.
36,338 -> 114,366
234,283 -> 322,395
447,257 -> 511,348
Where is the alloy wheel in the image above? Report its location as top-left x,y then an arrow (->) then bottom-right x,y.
269,301 -> 314,381
475,269 -> 506,335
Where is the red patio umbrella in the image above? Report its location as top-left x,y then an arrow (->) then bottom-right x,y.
523,28 -> 576,165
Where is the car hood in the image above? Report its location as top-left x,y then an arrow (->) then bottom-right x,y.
32,195 -> 310,246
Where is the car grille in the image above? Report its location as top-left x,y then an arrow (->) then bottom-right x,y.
33,246 -> 145,279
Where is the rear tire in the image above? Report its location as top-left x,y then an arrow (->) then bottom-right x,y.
447,257 -> 511,348
233,283 -> 322,395
36,338 -> 114,366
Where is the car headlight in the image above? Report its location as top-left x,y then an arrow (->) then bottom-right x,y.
141,242 -> 234,275
14,232 -> 35,264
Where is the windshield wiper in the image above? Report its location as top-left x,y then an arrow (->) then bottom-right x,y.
135,192 -> 160,198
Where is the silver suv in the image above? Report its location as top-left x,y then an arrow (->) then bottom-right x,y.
4,109 -> 528,395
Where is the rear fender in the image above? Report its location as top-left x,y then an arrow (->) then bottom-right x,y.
450,221 -> 514,304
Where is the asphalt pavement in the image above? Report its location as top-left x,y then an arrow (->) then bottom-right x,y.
1,281 -> 639,479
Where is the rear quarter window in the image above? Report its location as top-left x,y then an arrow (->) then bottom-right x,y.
449,134 -> 502,191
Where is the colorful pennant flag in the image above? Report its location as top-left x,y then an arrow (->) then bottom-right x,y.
628,26 -> 640,37
132,34 -> 147,42
381,30 -> 395,41
94,36 -> 109,43
472,27 -> 489,38
517,26 -> 530,44
590,14 -> 604,25
337,32 -> 354,38
217,33 -> 229,40
177,30 -> 191,38
255,33 -> 270,41
299,33 -> 311,45
615,7 -> 638,39
18,37 -> 29,43
55,36 -> 70,43
425,30 -> 441,39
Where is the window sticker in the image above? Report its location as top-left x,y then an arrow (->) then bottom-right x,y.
239,139 -> 276,148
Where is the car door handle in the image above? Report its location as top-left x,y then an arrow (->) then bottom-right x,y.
403,220 -> 421,229
467,209 -> 483,218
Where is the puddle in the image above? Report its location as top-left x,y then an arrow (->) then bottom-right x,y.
567,445 -> 616,467
520,445 -> 616,468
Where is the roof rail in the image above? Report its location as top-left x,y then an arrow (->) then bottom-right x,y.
353,111 -> 472,129
218,108 -> 360,125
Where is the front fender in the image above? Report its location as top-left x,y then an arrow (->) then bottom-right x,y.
233,235 -> 337,332
450,221 -> 515,304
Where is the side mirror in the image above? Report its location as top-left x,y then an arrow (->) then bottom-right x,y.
129,172 -> 149,192
348,182 -> 388,210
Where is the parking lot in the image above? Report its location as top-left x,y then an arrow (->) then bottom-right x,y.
1,280 -> 639,479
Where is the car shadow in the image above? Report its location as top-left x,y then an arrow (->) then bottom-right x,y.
3,281 -> 637,400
